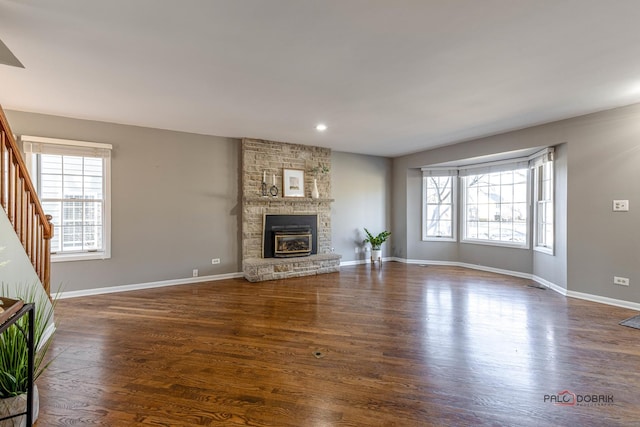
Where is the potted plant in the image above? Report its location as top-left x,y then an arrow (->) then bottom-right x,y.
363,228 -> 391,263
0,284 -> 57,426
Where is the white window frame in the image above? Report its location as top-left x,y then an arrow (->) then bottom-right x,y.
421,169 -> 457,242
460,160 -> 531,250
532,149 -> 554,254
23,135 -> 112,262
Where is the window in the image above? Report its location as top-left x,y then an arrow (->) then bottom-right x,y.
461,165 -> 529,248
23,136 -> 112,262
533,151 -> 554,253
421,148 -> 555,251
422,169 -> 456,241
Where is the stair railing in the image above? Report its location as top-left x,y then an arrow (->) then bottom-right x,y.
0,105 -> 53,296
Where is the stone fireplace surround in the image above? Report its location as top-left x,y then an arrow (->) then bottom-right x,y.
241,138 -> 341,282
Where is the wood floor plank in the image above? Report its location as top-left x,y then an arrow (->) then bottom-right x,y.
35,264 -> 640,426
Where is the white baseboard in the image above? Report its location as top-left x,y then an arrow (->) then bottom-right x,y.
340,259 -> 366,266
59,260 -> 640,313
341,257 -> 393,266
392,257 -> 640,312
530,275 -> 564,294
396,257 -> 459,266
59,272 -> 244,299
564,290 -> 640,311
458,262 -> 533,280
394,257 -> 527,278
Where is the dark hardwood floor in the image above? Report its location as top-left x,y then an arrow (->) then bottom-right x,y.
36,263 -> 640,426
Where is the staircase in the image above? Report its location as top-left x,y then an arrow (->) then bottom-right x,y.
0,105 -> 53,296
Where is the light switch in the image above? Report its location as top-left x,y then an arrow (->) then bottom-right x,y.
613,200 -> 629,212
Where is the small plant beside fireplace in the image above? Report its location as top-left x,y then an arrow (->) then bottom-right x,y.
363,228 -> 391,250
363,228 -> 391,264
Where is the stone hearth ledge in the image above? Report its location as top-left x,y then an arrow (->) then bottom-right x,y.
243,253 -> 342,282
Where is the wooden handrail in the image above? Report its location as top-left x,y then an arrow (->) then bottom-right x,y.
0,105 -> 53,296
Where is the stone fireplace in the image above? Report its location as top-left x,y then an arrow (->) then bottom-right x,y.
241,138 -> 341,282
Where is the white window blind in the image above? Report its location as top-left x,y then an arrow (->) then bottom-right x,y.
421,168 -> 459,177
458,158 -> 529,177
23,136 -> 111,158
528,147 -> 554,168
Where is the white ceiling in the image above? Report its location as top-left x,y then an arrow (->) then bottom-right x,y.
2,1 -> 640,157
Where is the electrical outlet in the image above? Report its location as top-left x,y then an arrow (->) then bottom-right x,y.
613,200 -> 629,212
192,269 -> 198,277
614,276 -> 629,286
354,247 -> 359,254
212,258 -> 220,264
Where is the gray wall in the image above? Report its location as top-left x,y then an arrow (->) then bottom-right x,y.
394,103 -> 640,304
565,106 -> 640,301
5,110 -> 392,291
331,152 -> 393,262
7,110 -> 240,292
9,101 -> 640,305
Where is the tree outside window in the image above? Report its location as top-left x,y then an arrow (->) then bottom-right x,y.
423,175 -> 456,241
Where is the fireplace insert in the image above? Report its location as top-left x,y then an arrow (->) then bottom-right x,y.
262,214 -> 318,258
273,226 -> 312,257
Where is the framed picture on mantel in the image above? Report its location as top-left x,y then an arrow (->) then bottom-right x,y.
283,168 -> 305,197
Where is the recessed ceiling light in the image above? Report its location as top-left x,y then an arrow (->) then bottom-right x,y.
315,123 -> 327,132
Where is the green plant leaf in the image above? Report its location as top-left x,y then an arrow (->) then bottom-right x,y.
363,228 -> 391,250
0,283 -> 59,397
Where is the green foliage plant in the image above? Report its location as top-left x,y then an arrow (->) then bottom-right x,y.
0,284 -> 57,397
363,228 -> 391,250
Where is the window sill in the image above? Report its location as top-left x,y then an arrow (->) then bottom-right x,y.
534,246 -> 554,255
422,237 -> 457,242
52,252 -> 111,263
461,239 -> 529,250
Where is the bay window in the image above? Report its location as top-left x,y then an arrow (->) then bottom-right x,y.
421,148 -> 555,251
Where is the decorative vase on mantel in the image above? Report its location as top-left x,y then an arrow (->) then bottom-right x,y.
309,163 -> 329,199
